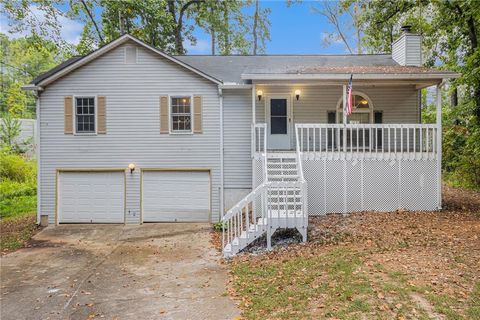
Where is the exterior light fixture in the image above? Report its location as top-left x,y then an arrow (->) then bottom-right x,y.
128,163 -> 136,173
295,89 -> 301,101
257,90 -> 263,101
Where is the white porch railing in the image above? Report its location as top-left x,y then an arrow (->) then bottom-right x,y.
295,124 -> 438,161
252,123 -> 267,156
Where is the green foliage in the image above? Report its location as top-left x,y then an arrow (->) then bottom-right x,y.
0,114 -> 32,154
352,0 -> 480,189
213,221 -> 227,231
0,33 -> 64,117
0,150 -> 36,183
0,150 -> 36,220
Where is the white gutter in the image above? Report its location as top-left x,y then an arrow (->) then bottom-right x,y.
241,73 -> 460,81
218,87 -> 225,217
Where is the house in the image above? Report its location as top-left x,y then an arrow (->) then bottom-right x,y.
24,27 -> 457,257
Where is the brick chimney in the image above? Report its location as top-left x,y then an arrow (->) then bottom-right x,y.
392,26 -> 422,66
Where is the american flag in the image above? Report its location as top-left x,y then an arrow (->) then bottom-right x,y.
345,74 -> 353,116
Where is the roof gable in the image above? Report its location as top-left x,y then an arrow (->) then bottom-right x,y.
27,34 -> 222,88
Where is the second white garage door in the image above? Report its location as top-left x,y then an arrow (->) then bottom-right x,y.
142,171 -> 210,222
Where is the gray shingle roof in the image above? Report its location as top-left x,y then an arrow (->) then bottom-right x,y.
173,54 -> 399,83
29,56 -> 83,85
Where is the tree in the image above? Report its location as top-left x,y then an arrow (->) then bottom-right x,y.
357,0 -> 479,120
0,34 -> 62,117
311,0 -> 364,54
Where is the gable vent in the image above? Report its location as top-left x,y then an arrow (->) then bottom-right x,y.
125,47 -> 137,64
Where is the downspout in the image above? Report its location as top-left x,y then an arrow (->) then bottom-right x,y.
219,86 -> 224,217
34,90 -> 41,225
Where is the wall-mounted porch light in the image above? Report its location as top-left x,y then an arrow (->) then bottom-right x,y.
295,89 -> 301,101
128,163 -> 136,173
257,90 -> 263,101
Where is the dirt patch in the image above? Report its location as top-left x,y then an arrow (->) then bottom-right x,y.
0,215 -> 41,254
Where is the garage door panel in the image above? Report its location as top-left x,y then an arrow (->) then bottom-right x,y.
142,171 -> 210,222
59,172 -> 125,223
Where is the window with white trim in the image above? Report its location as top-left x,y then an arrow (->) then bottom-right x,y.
171,97 -> 192,132
75,97 -> 95,133
336,92 -> 373,124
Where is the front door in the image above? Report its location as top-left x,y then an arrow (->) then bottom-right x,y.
267,97 -> 290,150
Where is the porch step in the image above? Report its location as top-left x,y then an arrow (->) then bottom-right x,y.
223,218 -> 268,258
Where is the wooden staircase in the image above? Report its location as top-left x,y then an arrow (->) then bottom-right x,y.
222,152 -> 308,258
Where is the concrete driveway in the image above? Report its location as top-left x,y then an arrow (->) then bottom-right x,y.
0,223 -> 239,320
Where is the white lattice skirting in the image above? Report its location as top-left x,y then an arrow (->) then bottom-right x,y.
255,157 -> 439,214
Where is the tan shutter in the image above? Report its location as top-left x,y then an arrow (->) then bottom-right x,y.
97,96 -> 106,134
193,95 -> 202,134
160,96 -> 169,134
64,96 -> 73,134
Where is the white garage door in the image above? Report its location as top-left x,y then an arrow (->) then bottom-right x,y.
58,171 -> 125,223
142,171 -> 210,222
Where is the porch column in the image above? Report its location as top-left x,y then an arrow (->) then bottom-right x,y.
251,83 -> 256,157
436,84 -> 442,209
342,84 -> 347,125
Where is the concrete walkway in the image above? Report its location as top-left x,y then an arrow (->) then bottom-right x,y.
0,223 -> 239,320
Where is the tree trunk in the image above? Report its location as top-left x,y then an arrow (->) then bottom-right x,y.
222,6 -> 230,55
253,0 -> 259,55
210,7 -> 215,55
167,1 -> 183,54
450,87 -> 458,107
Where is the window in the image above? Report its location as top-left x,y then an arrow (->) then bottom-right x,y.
75,97 -> 95,133
171,97 -> 192,132
336,92 -> 373,124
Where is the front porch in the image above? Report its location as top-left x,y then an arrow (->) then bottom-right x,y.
250,81 -> 443,215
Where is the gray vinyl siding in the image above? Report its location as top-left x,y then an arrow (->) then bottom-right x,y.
404,35 -> 422,66
256,85 -> 420,149
392,34 -> 422,66
256,85 -> 420,124
223,89 -> 252,188
38,41 -> 221,224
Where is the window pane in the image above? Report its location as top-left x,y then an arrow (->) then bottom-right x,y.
271,99 -> 287,116
75,97 -> 96,133
271,117 -> 287,134
171,97 -> 191,132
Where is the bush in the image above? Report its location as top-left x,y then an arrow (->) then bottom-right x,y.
424,100 -> 480,190
0,150 -> 37,220
0,150 -> 36,183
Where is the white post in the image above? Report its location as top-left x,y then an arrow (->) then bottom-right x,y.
342,84 -> 347,214
252,83 -> 256,190
342,84 -> 347,125
436,84 -> 442,209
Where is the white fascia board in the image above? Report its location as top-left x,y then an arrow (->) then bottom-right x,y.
241,73 -> 460,81
36,34 -> 222,88
219,83 -> 252,89
22,84 -> 44,91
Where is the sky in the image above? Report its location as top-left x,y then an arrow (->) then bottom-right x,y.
0,1 -> 354,55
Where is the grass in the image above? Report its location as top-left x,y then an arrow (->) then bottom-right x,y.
229,195 -> 480,319
231,248 -> 436,319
